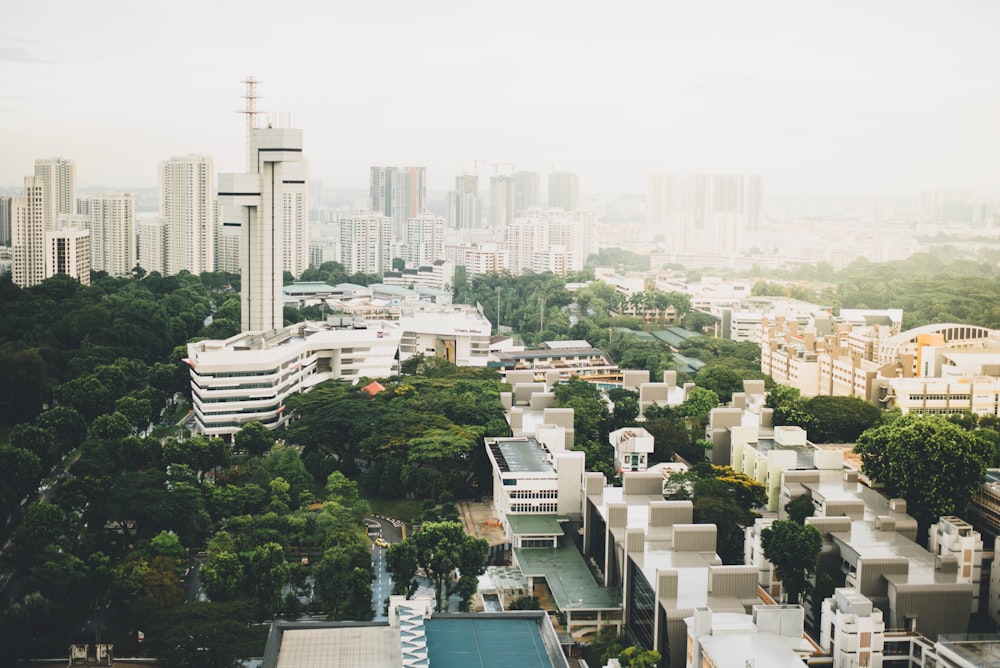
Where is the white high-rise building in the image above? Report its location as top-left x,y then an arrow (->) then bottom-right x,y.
11,176 -> 46,287
490,175 -> 515,231
0,196 -> 12,247
78,193 -> 136,276
159,154 -> 215,276
404,214 -> 445,267
45,227 -> 90,285
219,127 -> 306,333
34,158 -> 77,231
280,157 -> 309,281
340,211 -> 392,275
506,208 -> 595,276
138,216 -> 165,275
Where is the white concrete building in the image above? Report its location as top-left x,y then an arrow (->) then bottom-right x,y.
138,216 -> 165,275
45,227 -> 90,285
397,303 -> 492,367
160,154 -> 215,276
403,214 -> 445,267
819,589 -> 885,668
78,193 -> 136,276
506,208 -> 595,277
340,211 -> 392,275
609,427 -> 654,473
34,157 -> 76,232
186,320 -> 402,437
11,176 -> 46,287
219,128 -> 306,332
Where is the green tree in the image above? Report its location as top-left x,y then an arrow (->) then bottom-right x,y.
386,540 -> 420,597
234,421 -> 275,457
313,542 -> 374,620
760,520 -> 822,605
785,495 -> 815,524
853,414 -> 992,529
677,387 -> 720,424
618,646 -> 662,668
694,365 -> 745,403
201,550 -> 246,602
411,521 -> 488,611
800,395 -> 882,443
507,595 -> 541,610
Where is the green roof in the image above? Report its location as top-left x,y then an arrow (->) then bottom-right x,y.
508,514 -> 565,536
513,535 -> 622,611
425,618 -> 553,668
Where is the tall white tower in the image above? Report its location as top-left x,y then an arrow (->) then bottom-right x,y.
11,176 -> 46,287
34,158 -> 76,231
220,122 -> 306,332
159,154 -> 215,275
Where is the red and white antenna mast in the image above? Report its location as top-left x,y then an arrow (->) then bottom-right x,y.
239,76 -> 266,170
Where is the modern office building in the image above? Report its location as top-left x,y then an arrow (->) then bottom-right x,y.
160,154 -> 215,276
340,211 -> 392,275
547,171 -> 579,211
446,174 -> 480,230
44,227 -> 90,286
77,193 -> 136,276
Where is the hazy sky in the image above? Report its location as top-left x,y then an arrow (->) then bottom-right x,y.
3,0 -> 999,197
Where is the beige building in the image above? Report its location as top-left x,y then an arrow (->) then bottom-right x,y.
45,228 -> 90,286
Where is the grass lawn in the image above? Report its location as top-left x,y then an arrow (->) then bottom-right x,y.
366,497 -> 424,524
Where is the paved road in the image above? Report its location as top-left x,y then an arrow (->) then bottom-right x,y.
367,515 -> 399,620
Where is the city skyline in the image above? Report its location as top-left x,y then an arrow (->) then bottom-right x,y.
2,1 -> 999,198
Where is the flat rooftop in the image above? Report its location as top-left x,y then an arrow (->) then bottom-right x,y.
425,617 -> 555,668
514,534 -> 622,611
753,437 -> 816,469
490,438 -> 554,474
830,522 -> 951,586
273,626 -> 400,668
508,514 -> 565,536
935,634 -> 1000,667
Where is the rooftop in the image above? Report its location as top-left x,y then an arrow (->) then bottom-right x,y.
935,634 -> 1000,668
508,514 -> 565,536
489,438 -> 554,474
424,617 -> 556,668
513,534 -> 622,611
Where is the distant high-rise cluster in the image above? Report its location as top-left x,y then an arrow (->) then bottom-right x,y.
11,158 -> 85,287
78,193 -> 136,277
647,173 -> 762,254
340,211 -> 392,275
370,166 -> 427,238
447,174 -> 481,230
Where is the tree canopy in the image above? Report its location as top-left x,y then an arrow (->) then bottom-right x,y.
853,414 -> 994,529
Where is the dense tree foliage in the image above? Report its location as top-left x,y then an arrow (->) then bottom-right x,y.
853,414 -> 994,529
760,520 -> 822,605
284,362 -> 506,499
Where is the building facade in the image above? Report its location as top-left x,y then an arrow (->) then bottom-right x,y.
339,211 -> 392,276
45,227 -> 90,285
160,154 -> 215,276
78,193 -> 136,276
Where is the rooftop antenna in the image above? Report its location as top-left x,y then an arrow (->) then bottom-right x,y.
239,76 -> 267,170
